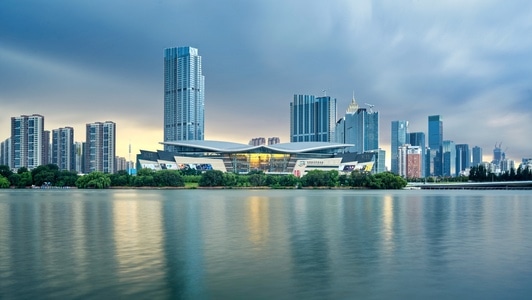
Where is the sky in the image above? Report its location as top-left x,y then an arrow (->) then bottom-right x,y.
1,0 -> 531,168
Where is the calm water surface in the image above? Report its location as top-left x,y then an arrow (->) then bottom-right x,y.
0,189 -> 531,299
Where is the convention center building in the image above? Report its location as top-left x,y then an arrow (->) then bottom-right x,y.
137,140 -> 385,177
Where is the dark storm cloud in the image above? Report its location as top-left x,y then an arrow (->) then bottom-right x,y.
1,0 -> 531,163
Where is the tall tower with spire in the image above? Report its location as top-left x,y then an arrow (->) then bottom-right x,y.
335,93 -> 379,153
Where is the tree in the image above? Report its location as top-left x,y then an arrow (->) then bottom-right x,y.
17,171 -> 33,188
31,164 -> 60,186
56,170 -> 79,187
199,170 -> 224,187
109,170 -> 131,186
76,172 -> 111,189
0,165 -> 13,179
153,170 -> 184,187
0,175 -> 10,188
278,174 -> 299,187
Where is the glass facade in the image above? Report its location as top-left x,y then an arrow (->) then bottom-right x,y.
428,115 -> 443,176
290,95 -> 336,143
164,47 -> 205,151
390,120 -> 408,174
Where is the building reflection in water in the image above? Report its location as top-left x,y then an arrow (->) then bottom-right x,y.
112,193 -> 166,292
246,196 -> 270,248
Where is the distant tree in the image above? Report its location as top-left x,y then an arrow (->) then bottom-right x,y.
154,170 -> 184,187
0,165 -> 13,179
199,170 -> 224,187
0,175 -> 10,188
109,170 -> 131,187
17,167 -> 29,174
56,170 -> 79,187
222,172 -> 238,187
76,172 -> 111,189
278,174 -> 299,187
32,164 -> 60,186
18,171 -> 33,188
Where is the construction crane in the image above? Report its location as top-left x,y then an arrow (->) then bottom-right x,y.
365,103 -> 375,113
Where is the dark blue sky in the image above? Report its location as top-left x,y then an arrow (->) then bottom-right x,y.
1,0 -> 531,164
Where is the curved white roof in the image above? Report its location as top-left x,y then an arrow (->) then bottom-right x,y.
161,140 -> 354,154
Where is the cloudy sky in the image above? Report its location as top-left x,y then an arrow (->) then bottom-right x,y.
1,0 -> 531,167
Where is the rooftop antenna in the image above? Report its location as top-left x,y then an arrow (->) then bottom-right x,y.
365,102 -> 375,113
322,89 -> 327,96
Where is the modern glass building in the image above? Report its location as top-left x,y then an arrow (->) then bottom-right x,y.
52,127 -> 75,171
335,97 -> 379,154
428,115 -> 443,176
472,146 -> 483,166
409,132 -> 426,177
85,121 -> 116,173
442,140 -> 456,177
390,120 -> 409,174
164,46 -> 205,152
290,95 -> 337,143
137,140 -> 385,176
455,144 -> 470,175
10,114 -> 45,170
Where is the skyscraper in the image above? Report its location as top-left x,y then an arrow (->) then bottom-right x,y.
455,144 -> 470,175
409,132 -> 426,177
290,94 -> 336,142
390,120 -> 409,174
85,121 -> 116,173
164,46 -> 205,151
428,115 -> 443,176
472,146 -> 483,166
52,127 -> 75,171
442,140 -> 456,177
335,96 -> 379,153
10,114 -> 45,170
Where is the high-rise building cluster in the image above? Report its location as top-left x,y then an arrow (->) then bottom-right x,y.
289,92 -> 385,173
390,115 -> 516,178
0,114 -> 127,174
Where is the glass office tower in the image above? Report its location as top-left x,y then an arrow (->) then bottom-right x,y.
391,120 -> 409,174
290,94 -> 337,142
428,115 -> 443,176
335,97 -> 379,153
164,47 -> 205,151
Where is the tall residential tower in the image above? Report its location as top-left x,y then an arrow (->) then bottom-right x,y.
84,121 -> 116,173
10,114 -> 45,170
164,46 -> 205,151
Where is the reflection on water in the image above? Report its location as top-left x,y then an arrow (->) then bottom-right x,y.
0,189 -> 532,299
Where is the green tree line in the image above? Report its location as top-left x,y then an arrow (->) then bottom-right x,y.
0,164 -> 408,190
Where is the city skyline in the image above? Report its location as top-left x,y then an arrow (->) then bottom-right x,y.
1,1 -> 531,167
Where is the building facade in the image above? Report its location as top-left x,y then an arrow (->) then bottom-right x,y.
84,121 -> 116,173
290,94 -> 337,143
472,146 -> 483,166
428,115 -> 443,176
164,46 -> 205,151
390,120 -> 409,174
10,114 -> 45,170
409,132 -> 426,177
398,145 -> 422,178
455,144 -> 470,175
442,140 -> 456,177
335,97 -> 379,154
52,127 -> 75,171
